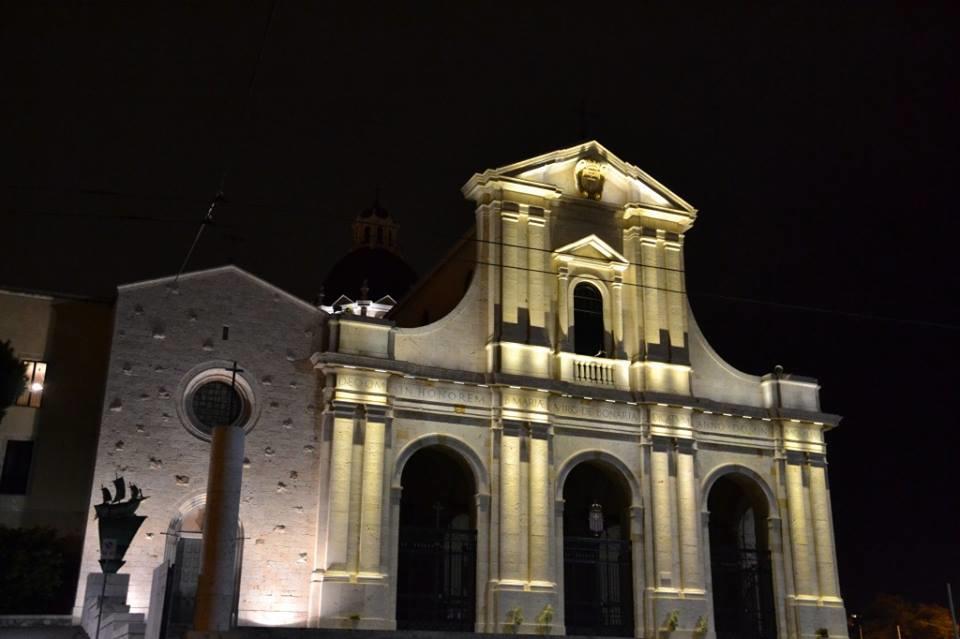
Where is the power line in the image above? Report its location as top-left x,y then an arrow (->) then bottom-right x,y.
172,0 -> 278,286
6,205 -> 959,331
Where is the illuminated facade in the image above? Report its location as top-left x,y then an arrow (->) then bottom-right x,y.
75,142 -> 847,639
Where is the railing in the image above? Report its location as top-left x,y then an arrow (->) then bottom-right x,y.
711,548 -> 777,639
396,527 -> 477,631
572,357 -> 616,386
564,536 -> 634,637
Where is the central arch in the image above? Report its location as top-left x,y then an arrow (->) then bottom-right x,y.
559,454 -> 636,637
395,444 -> 478,631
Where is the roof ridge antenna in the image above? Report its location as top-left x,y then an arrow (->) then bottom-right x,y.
170,0 -> 279,289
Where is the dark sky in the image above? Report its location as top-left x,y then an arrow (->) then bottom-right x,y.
2,2 -> 958,613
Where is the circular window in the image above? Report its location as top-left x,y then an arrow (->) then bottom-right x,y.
179,366 -> 257,440
192,381 -> 243,429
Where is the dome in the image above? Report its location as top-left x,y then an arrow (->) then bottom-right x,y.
323,247 -> 418,303
323,198 -> 418,305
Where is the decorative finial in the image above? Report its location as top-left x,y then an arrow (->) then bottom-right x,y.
315,286 -> 325,307
360,279 -> 370,300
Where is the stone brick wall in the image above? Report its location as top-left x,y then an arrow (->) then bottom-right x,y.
74,267 -> 322,627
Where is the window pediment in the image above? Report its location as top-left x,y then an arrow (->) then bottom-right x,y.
553,235 -> 629,272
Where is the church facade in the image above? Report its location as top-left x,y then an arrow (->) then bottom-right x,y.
74,142 -> 847,639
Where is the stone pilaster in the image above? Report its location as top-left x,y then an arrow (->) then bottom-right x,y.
785,458 -> 817,598
358,408 -> 387,576
808,459 -> 840,600
527,208 -> 548,345
499,420 -> 524,583
527,425 -> 551,586
650,437 -> 677,590
557,267 -> 570,350
324,402 -> 356,572
675,440 -> 702,592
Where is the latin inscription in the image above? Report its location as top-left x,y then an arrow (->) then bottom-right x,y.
552,398 -> 638,422
695,414 -> 771,438
395,381 -> 486,407
338,374 -> 387,393
650,410 -> 691,429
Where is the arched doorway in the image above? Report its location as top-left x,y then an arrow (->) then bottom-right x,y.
707,474 -> 777,639
396,446 -> 477,631
159,501 -> 242,639
562,460 -> 634,637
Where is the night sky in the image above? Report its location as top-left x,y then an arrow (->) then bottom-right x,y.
2,2 -> 957,613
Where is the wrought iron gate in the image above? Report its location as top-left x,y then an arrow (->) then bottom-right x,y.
396,527 -> 477,631
563,536 -> 634,637
161,537 -> 202,639
710,548 -> 777,639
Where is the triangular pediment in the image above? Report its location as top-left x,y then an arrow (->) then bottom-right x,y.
463,140 -> 697,218
118,264 -> 318,312
554,234 -> 629,269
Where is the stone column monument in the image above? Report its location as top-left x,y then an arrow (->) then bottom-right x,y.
191,363 -> 246,636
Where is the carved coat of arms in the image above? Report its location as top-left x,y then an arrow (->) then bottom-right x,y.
575,159 -> 606,200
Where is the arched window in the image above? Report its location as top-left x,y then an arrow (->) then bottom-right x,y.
573,282 -> 605,357
363,226 -> 371,244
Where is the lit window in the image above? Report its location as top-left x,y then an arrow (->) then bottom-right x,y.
16,361 -> 47,408
0,440 -> 34,495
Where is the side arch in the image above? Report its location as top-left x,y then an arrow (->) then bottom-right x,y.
392,433 -> 490,496
701,463 -> 786,639
555,449 -> 641,507
701,463 -> 780,519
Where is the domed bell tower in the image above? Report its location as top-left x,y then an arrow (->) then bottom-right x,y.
352,197 -> 401,254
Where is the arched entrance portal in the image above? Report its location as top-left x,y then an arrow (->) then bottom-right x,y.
562,461 -> 634,637
708,474 -> 777,639
159,501 -> 242,639
396,446 -> 477,631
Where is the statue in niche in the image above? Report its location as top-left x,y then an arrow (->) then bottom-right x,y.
575,158 -> 606,200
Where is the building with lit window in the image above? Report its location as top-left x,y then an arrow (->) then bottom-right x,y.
73,142 -> 848,639
0,288 -> 113,610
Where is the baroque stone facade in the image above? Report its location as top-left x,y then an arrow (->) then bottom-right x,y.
74,142 -> 847,638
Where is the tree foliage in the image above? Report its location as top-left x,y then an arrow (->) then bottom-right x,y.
0,526 -> 67,614
863,593 -> 957,639
0,339 -> 26,423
